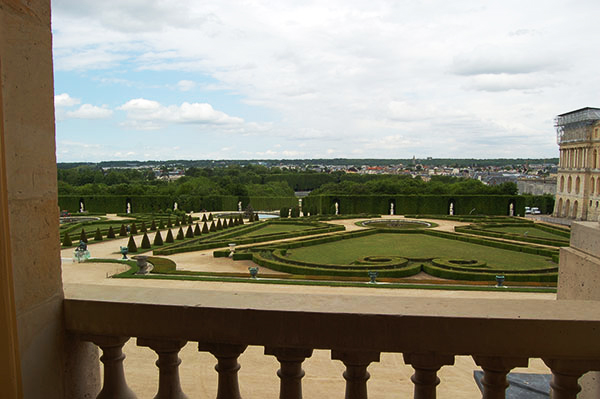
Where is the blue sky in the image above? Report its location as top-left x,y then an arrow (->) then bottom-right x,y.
52,0 -> 600,162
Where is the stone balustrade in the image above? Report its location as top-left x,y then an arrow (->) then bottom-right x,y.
64,283 -> 600,399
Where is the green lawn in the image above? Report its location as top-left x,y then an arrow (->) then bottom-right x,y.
485,226 -> 567,240
241,223 -> 316,237
285,233 -> 556,270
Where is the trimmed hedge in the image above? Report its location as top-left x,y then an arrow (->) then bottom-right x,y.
303,195 -> 526,216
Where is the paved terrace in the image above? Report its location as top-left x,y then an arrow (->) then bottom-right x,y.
62,214 -> 555,398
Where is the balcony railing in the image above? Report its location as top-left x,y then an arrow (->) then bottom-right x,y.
64,283 -> 600,399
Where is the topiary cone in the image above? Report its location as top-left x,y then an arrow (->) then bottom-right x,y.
79,228 -> 88,243
131,222 -> 138,234
62,231 -> 72,247
209,221 -> 216,232
202,222 -> 209,234
216,219 -> 223,230
165,229 -> 174,243
176,227 -> 184,240
150,220 -> 157,231
140,221 -> 147,233
194,223 -> 201,236
94,227 -> 103,241
185,225 -> 194,238
107,226 -> 116,239
141,232 -> 151,249
119,224 -> 127,237
153,230 -> 164,246
127,235 -> 138,253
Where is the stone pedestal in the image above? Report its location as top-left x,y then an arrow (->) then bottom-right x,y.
557,221 -> 600,398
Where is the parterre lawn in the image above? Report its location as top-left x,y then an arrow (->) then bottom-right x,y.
484,226 -> 567,240
285,233 -> 555,270
241,224 -> 316,237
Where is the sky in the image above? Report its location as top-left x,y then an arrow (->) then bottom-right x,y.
51,0 -> 600,162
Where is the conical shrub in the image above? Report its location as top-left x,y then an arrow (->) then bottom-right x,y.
201,214 -> 207,222
158,219 -> 165,229
229,217 -> 235,227
119,224 -> 127,237
141,232 -> 151,249
174,217 -> 180,227
131,222 -> 138,234
62,231 -> 72,247
238,215 -> 244,225
150,220 -> 157,231
79,228 -> 88,243
194,223 -> 201,236
202,222 -> 209,234
107,226 -> 116,238
153,230 -> 164,246
247,213 -> 254,222
166,217 -> 172,228
176,227 -> 184,240
188,215 -> 193,224
94,228 -> 103,241
127,235 -> 138,253
185,225 -> 194,238
208,213 -> 213,221
165,229 -> 174,243
140,221 -> 147,233
209,221 -> 216,232
216,219 -> 223,230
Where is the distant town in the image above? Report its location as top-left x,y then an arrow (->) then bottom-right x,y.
57,157 -> 559,196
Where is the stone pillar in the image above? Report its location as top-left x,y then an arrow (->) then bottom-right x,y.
138,338 -> 188,399
331,350 -> 380,399
473,356 -> 528,399
1,1 -> 100,398
265,347 -> 313,399
198,343 -> 247,399
403,353 -> 454,399
557,221 -> 600,397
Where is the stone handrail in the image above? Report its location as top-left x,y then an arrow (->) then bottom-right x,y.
64,283 -> 600,398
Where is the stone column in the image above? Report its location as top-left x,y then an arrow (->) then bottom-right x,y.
83,335 -> 136,399
137,338 -> 188,399
403,353 -> 454,399
557,221 -> 600,397
265,347 -> 313,399
331,350 -> 380,399
198,343 -> 247,399
473,356 -> 528,399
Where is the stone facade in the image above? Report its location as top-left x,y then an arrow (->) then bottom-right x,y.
553,108 -> 600,221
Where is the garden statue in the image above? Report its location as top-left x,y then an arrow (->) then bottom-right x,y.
73,240 -> 90,263
390,202 -> 394,215
449,202 -> 454,216
335,201 -> 339,215
120,246 -> 129,259
228,243 -> 236,257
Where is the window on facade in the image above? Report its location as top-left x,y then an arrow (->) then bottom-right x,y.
568,176 -> 572,193
575,177 -> 580,194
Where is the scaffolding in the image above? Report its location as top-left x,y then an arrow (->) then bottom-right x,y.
555,107 -> 600,144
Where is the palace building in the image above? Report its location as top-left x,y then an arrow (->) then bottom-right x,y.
554,107 -> 600,221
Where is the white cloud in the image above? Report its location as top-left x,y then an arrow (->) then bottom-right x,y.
177,80 -> 196,91
55,93 -> 81,107
118,98 -> 244,127
66,104 -> 113,119
51,0 -> 600,159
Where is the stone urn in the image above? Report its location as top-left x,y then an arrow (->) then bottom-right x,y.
133,255 -> 152,275
228,243 -> 236,257
495,275 -> 506,288
248,266 -> 259,279
120,246 -> 128,260
368,271 -> 378,284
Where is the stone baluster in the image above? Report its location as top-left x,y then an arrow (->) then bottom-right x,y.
137,338 -> 188,399
82,335 -> 136,399
198,343 -> 247,399
403,353 -> 454,399
473,356 -> 528,399
543,359 -> 600,399
265,347 -> 313,399
332,350 -> 380,399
